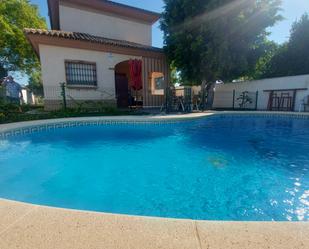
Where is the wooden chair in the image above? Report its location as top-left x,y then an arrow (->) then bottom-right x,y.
268,92 -> 280,111
279,92 -> 293,111
303,96 -> 309,112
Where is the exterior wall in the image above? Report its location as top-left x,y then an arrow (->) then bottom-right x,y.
213,75 -> 309,111
39,44 -> 141,110
142,57 -> 170,108
21,89 -> 35,105
39,45 -> 169,110
59,4 -> 152,46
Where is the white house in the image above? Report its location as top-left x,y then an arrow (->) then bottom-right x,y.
25,0 -> 169,110
21,87 -> 37,105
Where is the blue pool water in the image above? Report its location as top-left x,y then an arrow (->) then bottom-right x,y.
0,115 -> 308,221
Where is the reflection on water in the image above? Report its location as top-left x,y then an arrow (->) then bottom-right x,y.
207,153 -> 229,168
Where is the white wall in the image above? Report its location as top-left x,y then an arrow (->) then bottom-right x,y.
21,89 -> 35,105
213,75 -> 309,111
59,4 -> 152,46
39,45 -> 141,101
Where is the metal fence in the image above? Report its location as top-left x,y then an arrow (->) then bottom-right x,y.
45,84 -> 182,111
233,90 -> 258,110
213,90 -> 258,110
37,84 -> 260,112
0,86 -> 5,101
49,83 -> 116,110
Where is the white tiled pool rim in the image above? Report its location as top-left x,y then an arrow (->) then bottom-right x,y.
1,111 -> 309,139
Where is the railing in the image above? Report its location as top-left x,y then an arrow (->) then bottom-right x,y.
41,84 -> 116,111
47,84 -> 168,110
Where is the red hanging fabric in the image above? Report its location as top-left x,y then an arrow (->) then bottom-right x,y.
129,59 -> 135,88
129,59 -> 143,91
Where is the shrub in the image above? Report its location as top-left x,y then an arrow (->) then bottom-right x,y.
0,112 -> 5,122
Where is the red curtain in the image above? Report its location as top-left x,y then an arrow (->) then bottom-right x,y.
129,59 -> 142,91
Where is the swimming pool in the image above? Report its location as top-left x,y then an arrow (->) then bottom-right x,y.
0,115 -> 308,221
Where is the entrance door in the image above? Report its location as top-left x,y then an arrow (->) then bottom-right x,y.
115,73 -> 129,108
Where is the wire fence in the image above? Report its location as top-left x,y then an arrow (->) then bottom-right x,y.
46,84 -> 168,111
3,82 -> 259,112
42,84 -> 117,111
234,91 -> 258,110
213,90 -> 258,110
0,86 -> 5,102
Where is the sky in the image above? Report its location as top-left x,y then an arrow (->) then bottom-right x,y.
16,0 -> 309,84
30,0 -> 309,47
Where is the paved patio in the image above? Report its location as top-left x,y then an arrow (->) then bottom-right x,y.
0,199 -> 308,249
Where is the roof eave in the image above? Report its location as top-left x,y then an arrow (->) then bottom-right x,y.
25,32 -> 40,59
24,31 -> 165,59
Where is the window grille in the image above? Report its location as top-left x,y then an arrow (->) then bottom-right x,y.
65,61 -> 97,86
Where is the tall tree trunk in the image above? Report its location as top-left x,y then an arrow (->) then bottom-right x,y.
205,82 -> 215,110
201,80 -> 207,111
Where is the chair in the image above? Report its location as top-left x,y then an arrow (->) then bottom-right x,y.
268,92 -> 280,111
303,96 -> 309,112
192,94 -> 201,111
183,87 -> 192,112
279,92 -> 293,111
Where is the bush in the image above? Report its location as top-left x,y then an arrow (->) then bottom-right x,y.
0,112 -> 5,122
0,100 -> 141,124
0,102 -> 21,115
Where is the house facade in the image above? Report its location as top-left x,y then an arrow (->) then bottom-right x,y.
25,0 -> 169,110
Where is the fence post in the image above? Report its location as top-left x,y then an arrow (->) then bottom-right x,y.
0,86 -> 5,102
232,90 -> 235,110
165,86 -> 169,114
60,82 -> 67,110
201,81 -> 207,111
255,91 -> 259,110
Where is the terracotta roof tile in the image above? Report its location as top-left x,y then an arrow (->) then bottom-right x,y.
24,28 -> 163,53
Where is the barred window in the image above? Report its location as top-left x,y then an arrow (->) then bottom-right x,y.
65,60 -> 97,86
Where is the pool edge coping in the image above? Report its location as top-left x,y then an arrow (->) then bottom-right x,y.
1,110 -> 309,135
0,198 -> 308,249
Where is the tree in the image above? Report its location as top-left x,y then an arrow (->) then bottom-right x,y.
263,13 -> 309,78
27,70 -> 43,96
0,0 -> 46,75
0,66 -> 7,80
249,40 -> 279,79
170,62 -> 180,85
161,0 -> 282,84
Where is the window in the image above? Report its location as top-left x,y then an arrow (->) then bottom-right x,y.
151,72 -> 165,95
65,60 -> 97,86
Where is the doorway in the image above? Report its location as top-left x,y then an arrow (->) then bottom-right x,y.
115,73 -> 129,108
114,60 -> 144,108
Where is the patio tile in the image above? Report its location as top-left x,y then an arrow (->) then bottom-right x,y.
0,199 -> 34,234
196,221 -> 309,249
0,201 -> 199,249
